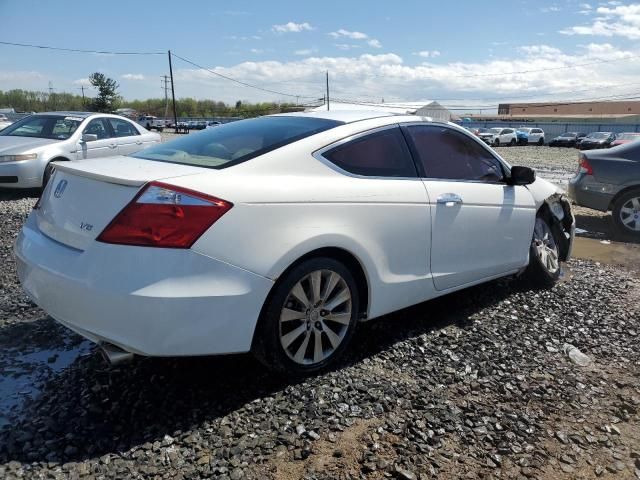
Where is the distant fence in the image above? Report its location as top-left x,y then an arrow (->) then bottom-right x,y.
460,121 -> 640,138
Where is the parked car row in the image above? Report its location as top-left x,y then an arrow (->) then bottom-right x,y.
0,114 -> 13,131
466,127 -> 544,147
467,126 -> 640,150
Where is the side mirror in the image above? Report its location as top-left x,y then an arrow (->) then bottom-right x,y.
82,133 -> 98,143
509,166 -> 536,185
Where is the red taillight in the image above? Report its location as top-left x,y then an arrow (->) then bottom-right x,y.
97,181 -> 232,248
579,155 -> 593,175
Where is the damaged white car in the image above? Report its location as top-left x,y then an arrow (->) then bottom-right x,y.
15,111 -> 574,374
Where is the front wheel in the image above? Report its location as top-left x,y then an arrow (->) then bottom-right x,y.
253,257 -> 360,375
494,138 -> 500,147
524,215 -> 561,287
538,138 -> 544,146
612,189 -> 640,239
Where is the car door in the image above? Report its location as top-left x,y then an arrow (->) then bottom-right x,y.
107,117 -> 144,155
317,125 -> 436,311
402,124 -> 537,291
77,117 -> 118,159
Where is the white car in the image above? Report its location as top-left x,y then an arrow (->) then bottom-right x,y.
137,115 -> 165,132
14,111 -> 575,374
479,127 -> 518,147
0,112 -> 161,188
517,127 -> 545,146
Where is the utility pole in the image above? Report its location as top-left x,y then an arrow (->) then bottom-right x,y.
48,81 -> 55,110
161,75 -> 170,118
168,50 -> 179,133
326,71 -> 330,111
79,85 -> 85,108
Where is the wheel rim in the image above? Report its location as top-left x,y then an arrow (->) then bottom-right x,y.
619,196 -> 640,232
279,269 -> 352,366
533,218 -> 560,274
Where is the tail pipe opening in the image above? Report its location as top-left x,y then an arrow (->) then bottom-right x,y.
100,342 -> 135,366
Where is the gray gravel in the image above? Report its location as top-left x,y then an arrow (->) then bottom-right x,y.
0,148 -> 639,479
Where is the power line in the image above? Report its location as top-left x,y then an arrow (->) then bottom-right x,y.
0,40 -> 164,55
171,52 -> 321,99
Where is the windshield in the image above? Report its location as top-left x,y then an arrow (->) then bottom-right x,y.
0,115 -> 82,140
587,132 -> 610,139
132,116 -> 343,168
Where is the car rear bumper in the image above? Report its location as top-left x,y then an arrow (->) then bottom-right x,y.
568,174 -> 615,211
0,159 -> 42,188
14,214 -> 274,357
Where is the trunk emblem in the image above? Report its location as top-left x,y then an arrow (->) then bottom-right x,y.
54,179 -> 68,198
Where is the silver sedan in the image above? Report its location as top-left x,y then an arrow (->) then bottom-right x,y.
0,112 -> 161,188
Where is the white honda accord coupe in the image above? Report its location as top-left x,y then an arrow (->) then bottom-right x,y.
14,111 -> 574,374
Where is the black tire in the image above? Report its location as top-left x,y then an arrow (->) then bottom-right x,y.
158,127 -> 164,132
538,138 -> 544,146
146,123 -> 151,130
523,213 -> 562,288
611,188 -> 640,239
494,139 -> 500,147
253,257 -> 360,375
509,138 -> 516,146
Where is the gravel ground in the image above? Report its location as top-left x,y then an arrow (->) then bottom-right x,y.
0,147 -> 639,479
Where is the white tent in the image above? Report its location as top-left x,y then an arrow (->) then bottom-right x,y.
414,101 -> 457,122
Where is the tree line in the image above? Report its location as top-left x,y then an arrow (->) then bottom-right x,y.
0,88 -> 301,119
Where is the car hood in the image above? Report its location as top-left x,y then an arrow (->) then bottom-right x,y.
0,136 -> 59,154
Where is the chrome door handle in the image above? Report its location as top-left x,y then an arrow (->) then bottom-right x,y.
436,193 -> 463,205
108,144 -> 117,149
136,140 -> 143,145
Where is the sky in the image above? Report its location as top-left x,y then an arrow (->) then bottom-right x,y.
2,0 -> 640,112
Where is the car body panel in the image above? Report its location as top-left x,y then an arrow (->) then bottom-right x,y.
569,143 -> 640,211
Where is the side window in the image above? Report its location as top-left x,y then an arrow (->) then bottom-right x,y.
108,118 -> 139,137
323,127 -> 417,177
405,125 -> 505,182
83,118 -> 112,140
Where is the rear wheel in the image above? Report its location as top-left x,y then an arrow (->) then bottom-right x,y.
538,138 -> 544,146
612,189 -> 640,239
524,215 -> 561,287
494,138 -> 500,147
253,257 -> 359,375
509,138 -> 516,146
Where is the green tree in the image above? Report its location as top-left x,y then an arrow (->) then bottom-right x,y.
88,72 -> 120,112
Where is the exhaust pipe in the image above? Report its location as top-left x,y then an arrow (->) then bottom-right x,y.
100,342 -> 135,366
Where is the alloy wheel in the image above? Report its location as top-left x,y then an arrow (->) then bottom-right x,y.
619,196 -> 640,232
279,269 -> 352,366
533,217 -> 559,274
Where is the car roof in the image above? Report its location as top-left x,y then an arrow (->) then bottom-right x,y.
35,111 -> 95,118
275,110 -> 409,124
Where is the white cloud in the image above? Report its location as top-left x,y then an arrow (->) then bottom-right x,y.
73,77 -> 91,86
272,22 -> 313,33
250,48 -> 263,54
414,50 -> 441,58
170,43 -> 640,106
329,29 -> 383,48
560,3 -> 640,39
121,73 -> 145,80
334,43 -> 360,50
294,49 -> 315,56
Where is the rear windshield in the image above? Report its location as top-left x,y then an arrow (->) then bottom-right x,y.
0,115 -> 82,140
132,116 -> 343,168
616,133 -> 640,140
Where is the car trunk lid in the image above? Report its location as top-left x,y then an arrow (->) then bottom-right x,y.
35,157 -> 207,250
